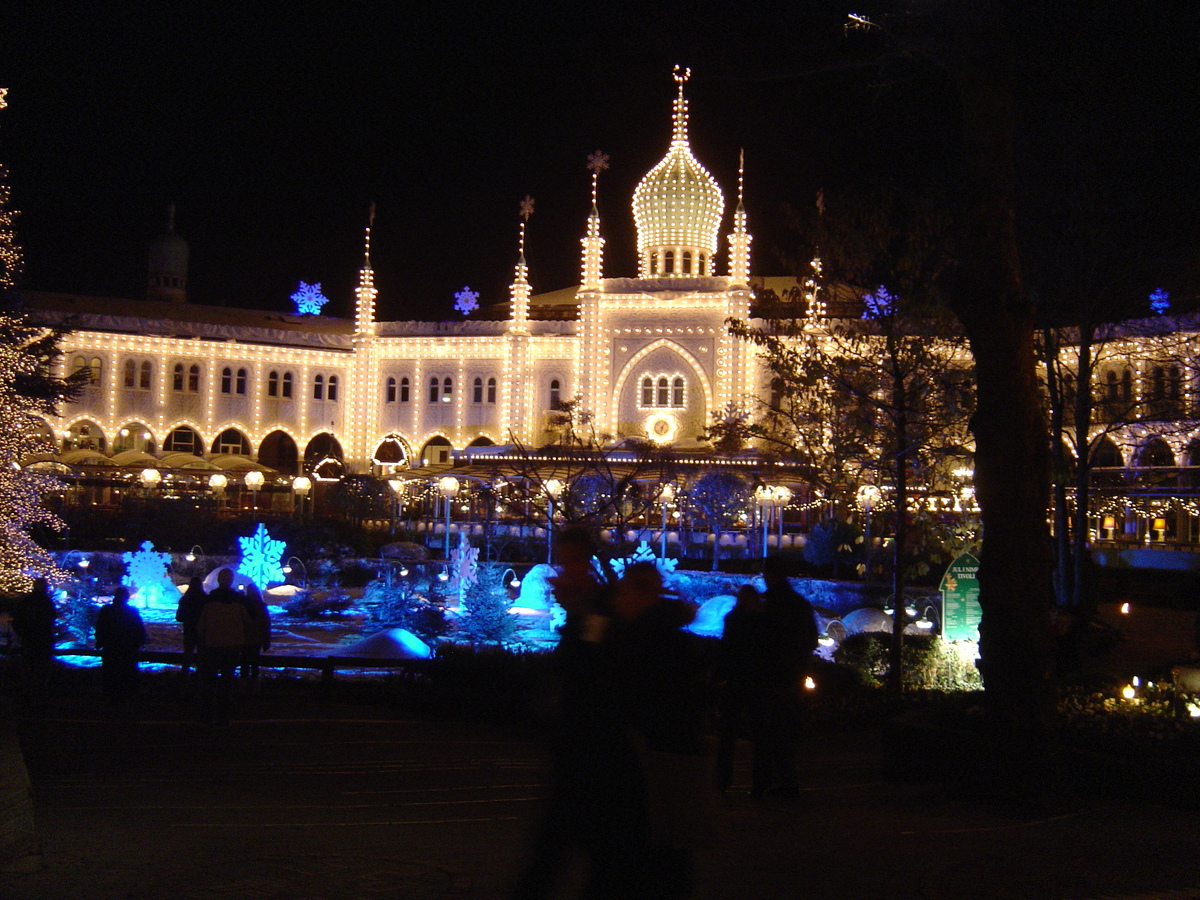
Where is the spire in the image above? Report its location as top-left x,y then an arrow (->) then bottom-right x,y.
355,204 -> 378,335
146,204 -> 188,302
581,150 -> 607,290
671,65 -> 691,146
509,196 -> 534,332
727,149 -> 752,285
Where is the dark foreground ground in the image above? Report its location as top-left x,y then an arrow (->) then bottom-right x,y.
4,667 -> 1200,900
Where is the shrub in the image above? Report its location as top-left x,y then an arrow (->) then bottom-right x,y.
833,632 -> 982,691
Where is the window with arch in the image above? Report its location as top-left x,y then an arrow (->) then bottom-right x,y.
187,364 -> 200,393
697,252 -> 706,273
327,375 -> 338,402
656,377 -> 669,407
441,377 -> 453,403
664,250 -> 675,274
642,377 -> 654,406
1121,368 -> 1133,403
487,377 -> 496,403
221,367 -> 233,394
640,373 -> 687,409
672,376 -> 684,407
429,377 -> 440,403
549,379 -> 562,409
769,377 -> 785,411
473,377 -> 484,404
267,370 -> 279,397
400,377 -> 410,403
1105,370 -> 1119,402
386,377 -> 397,403
235,368 -> 246,394
314,374 -> 325,400
139,361 -> 152,390
281,372 -> 293,399
124,359 -> 136,388
650,251 -> 659,275
173,363 -> 185,392
682,251 -> 692,274
90,357 -> 102,384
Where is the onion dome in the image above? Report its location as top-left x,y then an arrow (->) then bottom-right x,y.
631,68 -> 724,278
147,205 -> 188,302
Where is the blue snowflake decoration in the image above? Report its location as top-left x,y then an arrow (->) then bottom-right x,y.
121,540 -> 177,609
862,285 -> 895,319
237,523 -> 287,591
607,541 -> 679,581
1150,288 -> 1170,316
454,286 -> 480,316
291,281 -> 329,316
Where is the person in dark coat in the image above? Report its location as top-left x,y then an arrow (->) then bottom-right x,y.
93,586 -> 146,708
239,581 -> 271,690
176,576 -> 206,675
756,555 -> 818,799
196,568 -> 252,726
715,584 -> 766,794
12,577 -> 57,699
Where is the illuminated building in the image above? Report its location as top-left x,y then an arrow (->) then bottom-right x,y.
27,70 -> 777,480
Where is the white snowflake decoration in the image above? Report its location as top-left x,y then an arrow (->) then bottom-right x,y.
121,540 -> 176,609
290,281 -> 329,316
448,531 -> 479,599
237,523 -> 287,590
454,286 -> 480,316
607,541 -> 678,581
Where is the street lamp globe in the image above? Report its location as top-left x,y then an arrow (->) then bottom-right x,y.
292,475 -> 312,498
437,475 -> 460,499
140,467 -> 161,490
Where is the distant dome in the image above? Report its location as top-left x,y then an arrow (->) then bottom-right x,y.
632,72 -> 724,278
147,205 -> 189,302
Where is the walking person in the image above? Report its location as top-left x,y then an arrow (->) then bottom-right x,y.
196,568 -> 251,726
93,587 -> 146,710
176,576 -> 206,678
715,584 -> 767,795
756,556 -> 819,798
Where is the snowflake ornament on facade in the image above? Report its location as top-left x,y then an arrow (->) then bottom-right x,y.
237,523 -> 287,591
454,286 -> 480,316
1150,288 -> 1171,315
121,540 -> 176,608
290,281 -> 329,316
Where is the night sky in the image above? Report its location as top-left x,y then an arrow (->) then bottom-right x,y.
2,3 -> 1197,320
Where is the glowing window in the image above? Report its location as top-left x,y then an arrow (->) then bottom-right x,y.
188,364 -> 200,393
267,371 -> 279,397
123,359 -> 136,388
682,251 -> 692,274
473,377 -> 483,404
657,377 -> 669,407
400,377 -> 410,403
282,372 -> 293,399
549,379 -> 562,409
672,376 -> 684,407
664,250 -> 675,274
487,378 -> 496,404
642,377 -> 654,406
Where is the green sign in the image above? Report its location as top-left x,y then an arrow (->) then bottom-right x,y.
939,552 -> 981,641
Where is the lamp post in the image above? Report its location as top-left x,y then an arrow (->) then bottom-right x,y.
292,475 -> 312,521
544,478 -> 564,564
773,486 -> 793,549
245,469 -> 265,513
437,476 -> 460,558
754,485 -> 773,557
281,556 -> 308,589
658,482 -> 676,558
140,466 -> 161,497
388,477 -> 405,534
209,472 -> 228,511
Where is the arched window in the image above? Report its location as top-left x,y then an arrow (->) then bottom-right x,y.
429,377 -> 440,403
1121,369 -> 1133,403
650,251 -> 659,275
549,379 -> 562,409
664,250 -> 675,274
123,359 -> 136,388
221,367 -> 233,394
473,377 -> 483,404
1152,366 -> 1166,400
267,371 -> 279,397
657,376 -> 669,407
1168,366 -> 1182,400
672,376 -> 684,407
698,252 -> 706,273
327,375 -> 338,402
1106,370 -> 1119,402
769,377 -> 785,411
139,361 -> 152,390
487,377 -> 496,403
71,356 -> 86,376
173,363 -> 185,392
314,374 -> 325,400
442,377 -> 453,402
88,357 -> 102,385
188,364 -> 200,393
642,377 -> 654,407
682,251 -> 692,274
400,377 -> 410,402
235,368 -> 247,394
386,377 -> 397,403
281,372 -> 293,398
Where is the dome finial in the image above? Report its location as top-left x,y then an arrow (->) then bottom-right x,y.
672,65 -> 691,145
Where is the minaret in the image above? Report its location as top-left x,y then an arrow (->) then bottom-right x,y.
508,196 -> 534,333
147,205 -> 189,303
580,150 -> 607,290
727,150 -> 752,285
354,205 -> 378,335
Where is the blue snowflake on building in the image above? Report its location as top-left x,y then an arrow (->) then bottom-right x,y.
1150,288 -> 1171,315
454,286 -> 480,316
121,540 -> 177,609
291,281 -> 329,316
237,523 -> 287,591
862,285 -> 895,319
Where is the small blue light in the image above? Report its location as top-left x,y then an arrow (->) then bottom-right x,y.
1149,288 -> 1170,315
863,285 -> 895,319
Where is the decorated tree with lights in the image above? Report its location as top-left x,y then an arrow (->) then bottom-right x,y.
0,89 -> 84,590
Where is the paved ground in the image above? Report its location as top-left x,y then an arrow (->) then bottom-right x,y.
4,674 -> 1200,900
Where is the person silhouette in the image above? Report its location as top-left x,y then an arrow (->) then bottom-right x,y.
94,586 -> 146,709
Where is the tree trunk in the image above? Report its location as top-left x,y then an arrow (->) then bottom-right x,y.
946,1 -> 1056,800
1042,327 -> 1073,607
888,334 -> 909,693
1071,330 -> 1096,618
